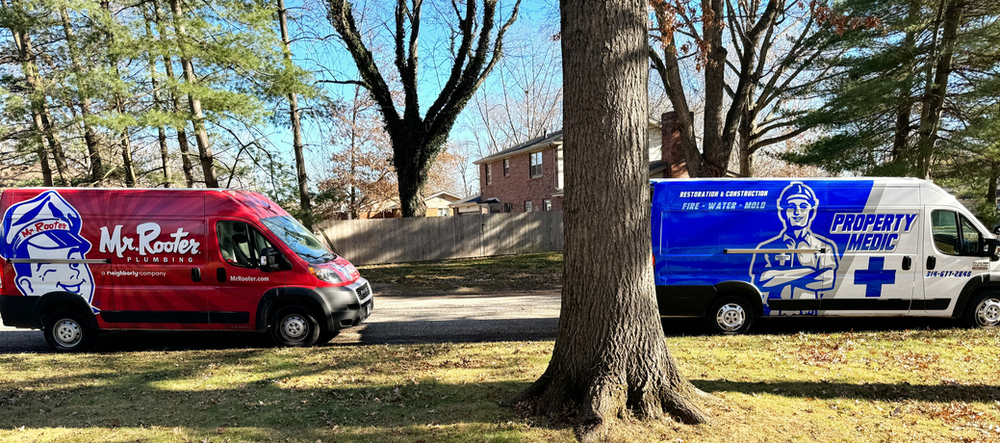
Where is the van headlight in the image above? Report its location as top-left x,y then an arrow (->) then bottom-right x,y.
309,266 -> 344,284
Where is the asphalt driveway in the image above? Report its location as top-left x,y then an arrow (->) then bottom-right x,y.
0,290 -> 562,353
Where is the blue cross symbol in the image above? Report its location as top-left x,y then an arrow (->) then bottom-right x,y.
854,257 -> 896,297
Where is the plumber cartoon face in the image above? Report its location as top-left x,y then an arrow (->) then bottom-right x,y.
1,191 -> 95,305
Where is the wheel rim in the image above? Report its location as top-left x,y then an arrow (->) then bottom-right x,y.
53,318 -> 83,348
279,314 -> 308,342
975,297 -> 1000,326
716,303 -> 746,332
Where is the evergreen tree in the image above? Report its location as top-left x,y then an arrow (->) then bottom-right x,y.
787,0 -> 1000,180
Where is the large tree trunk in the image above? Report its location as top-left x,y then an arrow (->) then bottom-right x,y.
515,0 -> 706,440
168,0 -> 219,188
276,0 -> 312,218
393,133 -> 434,218
700,0 -> 728,176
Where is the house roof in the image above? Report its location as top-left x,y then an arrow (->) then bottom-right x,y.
424,191 -> 463,202
448,195 -> 499,208
473,118 -> 663,165
473,131 -> 564,165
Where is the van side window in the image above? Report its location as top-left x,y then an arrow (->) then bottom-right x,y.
960,215 -> 983,256
932,210 -> 960,255
217,221 -> 273,268
931,210 -> 983,256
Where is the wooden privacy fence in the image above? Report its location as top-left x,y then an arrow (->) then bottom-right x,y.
314,212 -> 564,265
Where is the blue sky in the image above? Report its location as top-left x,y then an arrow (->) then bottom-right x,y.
267,0 -> 560,197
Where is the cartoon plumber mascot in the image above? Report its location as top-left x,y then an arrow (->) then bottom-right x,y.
0,191 -> 96,310
750,182 -> 839,314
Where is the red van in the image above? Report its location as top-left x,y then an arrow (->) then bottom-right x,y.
0,188 -> 373,351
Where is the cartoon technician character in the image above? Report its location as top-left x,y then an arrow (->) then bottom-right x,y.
0,191 -> 96,309
750,182 -> 839,307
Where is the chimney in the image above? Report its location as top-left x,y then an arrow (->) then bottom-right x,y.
660,112 -> 689,178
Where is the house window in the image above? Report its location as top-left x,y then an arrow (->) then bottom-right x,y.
524,201 -> 533,212
529,152 -> 543,178
503,159 -> 510,176
503,203 -> 512,213
543,199 -> 552,211
438,208 -> 449,217
486,163 -> 492,185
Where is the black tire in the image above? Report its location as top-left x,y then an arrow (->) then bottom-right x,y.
963,290 -> 1000,329
316,329 -> 340,345
705,295 -> 754,335
270,305 -> 321,347
43,310 -> 93,352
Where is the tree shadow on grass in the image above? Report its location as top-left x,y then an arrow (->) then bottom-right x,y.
694,379 -> 1000,403
661,316 -> 964,337
0,346 -> 549,442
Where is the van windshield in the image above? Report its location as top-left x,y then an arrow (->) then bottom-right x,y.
260,216 -> 334,264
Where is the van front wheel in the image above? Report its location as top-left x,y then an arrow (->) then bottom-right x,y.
43,310 -> 93,352
706,296 -> 754,335
271,306 -> 321,347
964,291 -> 1000,328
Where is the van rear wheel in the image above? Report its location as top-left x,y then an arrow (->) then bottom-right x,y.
964,291 -> 1000,328
43,310 -> 93,352
271,305 -> 321,347
706,296 -> 754,335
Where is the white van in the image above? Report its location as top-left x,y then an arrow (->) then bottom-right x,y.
651,178 -> 999,334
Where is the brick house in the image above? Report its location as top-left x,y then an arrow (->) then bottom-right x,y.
466,113 -> 686,214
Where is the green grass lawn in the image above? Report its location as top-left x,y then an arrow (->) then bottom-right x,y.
359,252 -> 563,294
2,327 -> 998,442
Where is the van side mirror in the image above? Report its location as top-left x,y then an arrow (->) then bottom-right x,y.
988,238 -> 999,261
259,247 -> 283,272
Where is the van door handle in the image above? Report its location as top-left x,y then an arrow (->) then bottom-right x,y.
217,267 -> 226,283
927,256 -> 936,270
191,267 -> 201,282
902,256 -> 912,271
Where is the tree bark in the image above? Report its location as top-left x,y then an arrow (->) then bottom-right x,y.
38,109 -> 70,186
168,0 -> 219,188
59,7 -> 103,184
98,0 -> 137,187
7,0 -> 70,187
277,0 -> 311,217
144,8 -> 172,187
515,0 -> 706,440
916,0 -> 964,179
153,1 -> 195,187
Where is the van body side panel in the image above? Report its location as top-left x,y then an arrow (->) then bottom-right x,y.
817,184 -> 922,316
652,179 -> 948,318
0,189 -> 114,326
99,191 -> 214,329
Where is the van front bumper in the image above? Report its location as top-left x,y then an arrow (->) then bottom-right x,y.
314,279 -> 374,331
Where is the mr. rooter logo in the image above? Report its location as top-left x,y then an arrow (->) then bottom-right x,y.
99,223 -> 201,263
